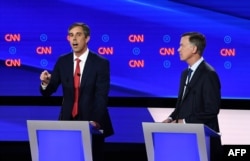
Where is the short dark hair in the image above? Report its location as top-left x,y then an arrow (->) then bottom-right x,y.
182,32 -> 206,55
68,22 -> 90,37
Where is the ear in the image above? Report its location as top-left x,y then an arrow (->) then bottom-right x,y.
86,36 -> 90,43
67,35 -> 70,42
192,45 -> 198,54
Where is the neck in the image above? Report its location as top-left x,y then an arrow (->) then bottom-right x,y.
75,48 -> 87,57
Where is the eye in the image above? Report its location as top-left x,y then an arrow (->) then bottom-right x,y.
68,33 -> 74,37
76,33 -> 83,37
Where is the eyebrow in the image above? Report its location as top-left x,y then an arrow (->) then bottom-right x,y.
68,32 -> 83,35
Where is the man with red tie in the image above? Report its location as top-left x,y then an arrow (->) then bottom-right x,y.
40,22 -> 114,161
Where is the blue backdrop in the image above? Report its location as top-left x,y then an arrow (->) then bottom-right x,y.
1,0 -> 250,99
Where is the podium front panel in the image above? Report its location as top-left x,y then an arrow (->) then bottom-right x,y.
142,123 -> 212,161
37,130 -> 84,161
153,132 -> 199,161
27,120 -> 93,161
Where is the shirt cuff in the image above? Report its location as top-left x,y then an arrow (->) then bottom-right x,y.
41,83 -> 47,90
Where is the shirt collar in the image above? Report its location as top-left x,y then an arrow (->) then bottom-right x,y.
189,57 -> 204,72
74,48 -> 89,63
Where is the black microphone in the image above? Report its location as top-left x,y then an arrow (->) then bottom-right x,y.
77,73 -> 81,76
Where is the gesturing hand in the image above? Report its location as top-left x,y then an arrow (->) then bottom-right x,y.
40,70 -> 51,85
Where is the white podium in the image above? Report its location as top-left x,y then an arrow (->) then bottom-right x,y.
27,120 -> 100,161
142,122 -> 220,161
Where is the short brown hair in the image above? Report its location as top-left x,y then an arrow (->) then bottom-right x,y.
182,32 -> 206,55
68,22 -> 90,37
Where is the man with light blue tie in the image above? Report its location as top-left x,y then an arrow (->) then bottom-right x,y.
162,32 -> 222,161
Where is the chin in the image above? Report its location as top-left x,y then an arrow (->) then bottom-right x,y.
72,49 -> 80,53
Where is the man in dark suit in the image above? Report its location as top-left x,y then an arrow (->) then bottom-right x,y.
40,22 -> 114,161
162,32 -> 222,161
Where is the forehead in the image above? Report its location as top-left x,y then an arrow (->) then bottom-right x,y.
180,36 -> 190,44
69,26 -> 83,33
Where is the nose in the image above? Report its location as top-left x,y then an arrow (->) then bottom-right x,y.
177,47 -> 180,52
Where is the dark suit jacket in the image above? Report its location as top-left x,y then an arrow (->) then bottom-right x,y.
170,60 -> 221,133
40,51 -> 114,137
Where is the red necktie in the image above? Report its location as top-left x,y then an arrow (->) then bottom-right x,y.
72,58 -> 81,118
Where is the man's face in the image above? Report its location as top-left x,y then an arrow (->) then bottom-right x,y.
178,36 -> 196,61
67,26 -> 89,55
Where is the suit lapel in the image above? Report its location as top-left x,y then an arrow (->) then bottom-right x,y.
180,69 -> 189,101
188,61 -> 205,88
181,61 -> 205,101
180,70 -> 188,96
80,52 -> 93,93
67,54 -> 74,95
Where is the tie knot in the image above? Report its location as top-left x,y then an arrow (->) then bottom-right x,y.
187,68 -> 193,83
75,58 -> 81,63
188,68 -> 193,75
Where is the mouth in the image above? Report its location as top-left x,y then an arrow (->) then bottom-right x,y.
72,42 -> 78,47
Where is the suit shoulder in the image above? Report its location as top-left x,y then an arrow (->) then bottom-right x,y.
203,62 -> 216,72
58,52 -> 72,59
55,52 -> 73,64
202,62 -> 220,80
89,51 -> 109,62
